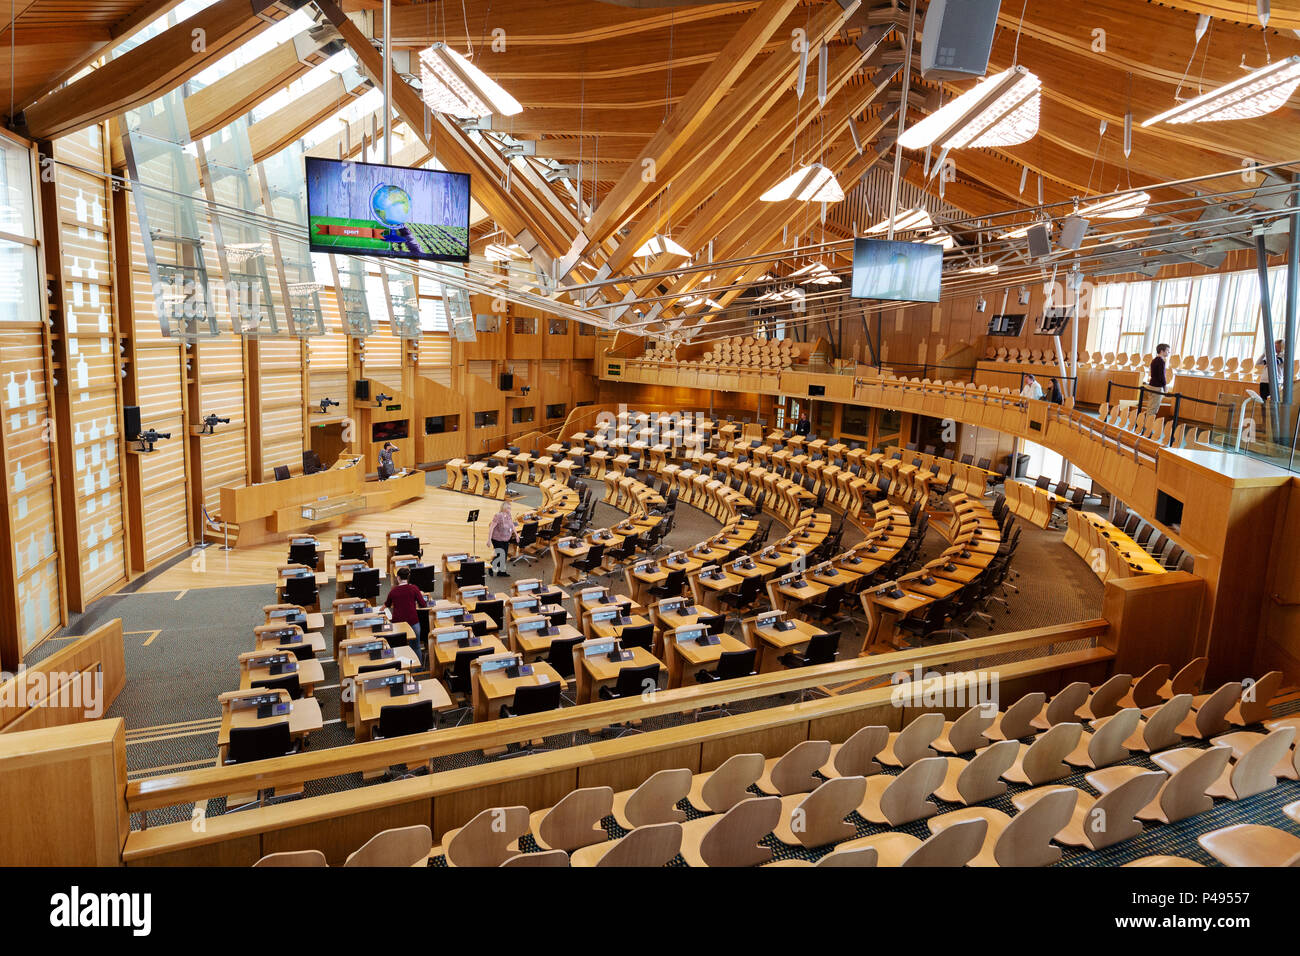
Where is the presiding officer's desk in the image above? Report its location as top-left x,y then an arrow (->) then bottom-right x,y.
220,457 -> 425,547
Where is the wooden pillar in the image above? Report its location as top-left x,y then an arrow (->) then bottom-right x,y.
109,151 -> 145,575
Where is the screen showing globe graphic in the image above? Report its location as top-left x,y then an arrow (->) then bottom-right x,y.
370,182 -> 412,240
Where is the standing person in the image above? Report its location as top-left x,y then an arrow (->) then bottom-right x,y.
1020,374 -> 1044,400
377,441 -> 397,480
1145,343 -> 1171,417
383,565 -> 428,662
1258,339 -> 1285,401
794,411 -> 811,436
487,501 -> 516,578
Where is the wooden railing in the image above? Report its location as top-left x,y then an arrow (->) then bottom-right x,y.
121,620 -> 1114,865
128,621 -> 1108,817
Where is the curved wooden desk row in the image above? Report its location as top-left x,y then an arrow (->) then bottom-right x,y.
1002,480 -> 1065,530
1064,510 -> 1167,582
442,459 -> 514,500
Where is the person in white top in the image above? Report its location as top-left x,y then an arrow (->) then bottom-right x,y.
1020,374 -> 1044,400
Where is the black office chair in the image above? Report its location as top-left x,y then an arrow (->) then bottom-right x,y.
273,465 -> 291,481
377,699 -> 435,739
570,543 -> 606,587
277,642 -> 315,661
545,634 -> 583,682
695,647 -> 757,683
251,673 -> 302,700
227,722 -> 295,768
500,680 -> 562,718
598,663 -> 661,735
302,450 -> 325,476
513,521 -> 540,564
698,613 -> 726,636
347,568 -> 381,602
719,575 -> 761,616
455,559 -> 486,588
618,623 -> 654,651
648,567 -> 686,601
393,535 -> 422,558
446,646 -> 492,703
476,598 -> 505,630
779,630 -> 840,669
339,537 -> 370,561
283,575 -> 318,610
288,542 -> 318,567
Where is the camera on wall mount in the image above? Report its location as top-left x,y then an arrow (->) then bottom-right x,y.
136,429 -> 171,453
318,397 -> 340,414
199,413 -> 229,435
375,393 -> 392,407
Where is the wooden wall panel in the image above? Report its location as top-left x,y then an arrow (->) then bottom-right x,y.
258,337 -> 304,480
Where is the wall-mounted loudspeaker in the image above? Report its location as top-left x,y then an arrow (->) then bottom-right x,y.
1027,223 -> 1052,260
499,373 -> 514,391
1059,216 -> 1089,251
123,405 -> 141,441
919,0 -> 1002,81
354,379 -> 370,401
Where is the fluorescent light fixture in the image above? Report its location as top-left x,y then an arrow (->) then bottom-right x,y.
922,231 -> 955,249
485,242 -> 528,262
1077,190 -> 1151,219
1143,56 -> 1300,125
999,220 -> 1052,240
418,42 -> 523,118
865,207 -> 934,234
288,281 -> 324,295
681,295 -> 723,309
789,261 -> 841,285
898,66 -> 1041,150
760,163 -> 845,203
953,264 -> 999,276
633,234 -> 691,258
224,241 -> 270,264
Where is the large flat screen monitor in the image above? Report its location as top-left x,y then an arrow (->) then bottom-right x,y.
305,157 -> 471,263
850,238 -> 942,302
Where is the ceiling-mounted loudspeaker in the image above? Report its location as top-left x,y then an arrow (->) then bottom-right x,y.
1027,223 -> 1052,259
919,0 -> 1003,82
1059,216 -> 1089,251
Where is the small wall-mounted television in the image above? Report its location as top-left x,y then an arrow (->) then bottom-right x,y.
988,314 -> 1026,337
372,420 -> 409,443
1036,307 -> 1071,336
305,156 -> 471,263
850,238 -> 942,302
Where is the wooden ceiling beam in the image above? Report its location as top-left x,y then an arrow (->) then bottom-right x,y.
573,0 -> 806,263
21,0 -> 278,141
597,3 -> 868,277
185,30 -> 332,143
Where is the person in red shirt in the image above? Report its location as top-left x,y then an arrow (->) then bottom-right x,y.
383,566 -> 429,660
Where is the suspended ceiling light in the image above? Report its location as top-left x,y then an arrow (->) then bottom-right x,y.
485,242 -> 529,262
953,264 -> 999,276
288,281 -> 324,295
224,241 -> 270,264
1077,190 -> 1152,220
760,163 -> 845,203
418,42 -> 523,118
898,66 -> 1042,151
633,234 -> 691,258
922,231 -> 955,249
1142,56 -> 1300,125
999,220 -> 1053,240
789,261 -> 841,285
681,295 -> 723,309
865,207 -> 934,234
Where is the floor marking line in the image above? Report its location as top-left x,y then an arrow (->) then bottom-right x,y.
174,589 -> 188,601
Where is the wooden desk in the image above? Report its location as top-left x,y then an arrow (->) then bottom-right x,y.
431,633 -> 508,676
749,618 -> 826,673
861,587 -> 932,651
338,643 -> 420,683
573,646 -> 665,705
550,538 -> 590,586
665,631 -> 750,687
589,611 -> 653,642
354,677 -> 453,742
511,621 -> 583,662
217,692 -> 322,763
254,626 -> 326,657
692,568 -> 745,613
769,576 -> 828,615
472,661 -> 566,722
238,657 -> 326,696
